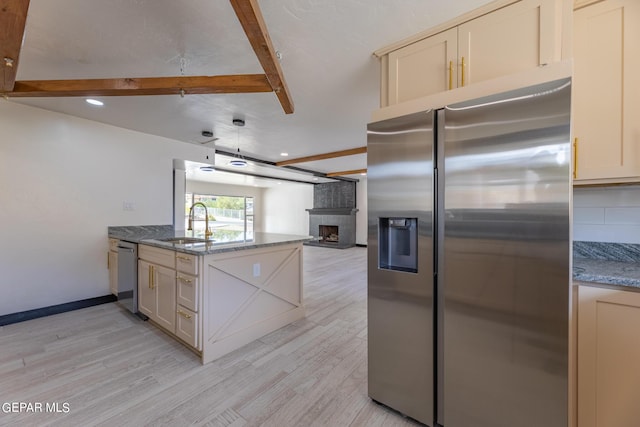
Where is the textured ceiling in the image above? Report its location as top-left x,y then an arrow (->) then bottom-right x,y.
10,0 -> 493,185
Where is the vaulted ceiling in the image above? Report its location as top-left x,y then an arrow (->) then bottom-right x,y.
2,0 -> 492,185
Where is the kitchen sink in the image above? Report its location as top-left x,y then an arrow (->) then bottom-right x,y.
159,237 -> 210,244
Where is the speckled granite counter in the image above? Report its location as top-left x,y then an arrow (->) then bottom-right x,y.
142,232 -> 312,255
108,225 -> 311,255
573,241 -> 640,289
108,225 -> 174,243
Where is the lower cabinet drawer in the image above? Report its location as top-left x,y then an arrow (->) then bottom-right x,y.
176,252 -> 198,275
176,273 -> 198,312
139,245 -> 175,269
176,306 -> 198,349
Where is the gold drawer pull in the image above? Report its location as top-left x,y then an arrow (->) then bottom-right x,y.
177,255 -> 191,261
177,276 -> 192,284
177,310 -> 192,320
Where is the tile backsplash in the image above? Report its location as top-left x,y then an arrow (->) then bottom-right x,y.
574,185 -> 640,244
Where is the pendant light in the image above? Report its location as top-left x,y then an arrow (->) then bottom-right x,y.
229,119 -> 248,168
199,130 -> 217,172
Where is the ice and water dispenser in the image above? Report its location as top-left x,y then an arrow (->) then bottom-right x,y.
378,218 -> 418,273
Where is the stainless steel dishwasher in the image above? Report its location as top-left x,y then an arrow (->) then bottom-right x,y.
116,240 -> 138,314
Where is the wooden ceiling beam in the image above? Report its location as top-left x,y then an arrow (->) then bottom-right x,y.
276,147 -> 367,166
326,169 -> 367,177
4,74 -> 273,97
230,0 -> 294,114
0,0 -> 30,92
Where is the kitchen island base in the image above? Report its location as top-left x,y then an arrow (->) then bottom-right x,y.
201,243 -> 305,364
123,230 -> 310,365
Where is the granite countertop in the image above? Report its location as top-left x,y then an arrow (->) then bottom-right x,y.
573,258 -> 640,289
141,232 -> 312,255
108,225 -> 175,243
573,241 -> 640,289
108,225 -> 311,255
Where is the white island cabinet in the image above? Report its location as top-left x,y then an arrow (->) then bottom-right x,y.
137,233 -> 308,364
201,242 -> 305,363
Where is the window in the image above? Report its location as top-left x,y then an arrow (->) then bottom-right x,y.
185,193 -> 254,242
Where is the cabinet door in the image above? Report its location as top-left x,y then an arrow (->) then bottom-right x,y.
138,260 -> 155,318
153,264 -> 176,333
578,285 -> 640,427
573,0 -> 640,182
574,0 -> 601,9
108,251 -> 118,296
388,27 -> 457,104
458,0 -> 560,87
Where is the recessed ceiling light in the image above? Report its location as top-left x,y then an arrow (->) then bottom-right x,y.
199,165 -> 215,172
85,99 -> 104,106
280,152 -> 289,157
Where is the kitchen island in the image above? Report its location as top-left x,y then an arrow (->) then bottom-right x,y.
108,226 -> 311,364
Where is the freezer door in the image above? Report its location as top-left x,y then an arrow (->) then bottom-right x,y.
367,110 -> 435,426
440,78 -> 571,427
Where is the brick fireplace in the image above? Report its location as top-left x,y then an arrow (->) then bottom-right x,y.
305,182 -> 358,249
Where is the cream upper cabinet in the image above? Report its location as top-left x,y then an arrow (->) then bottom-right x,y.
573,0 -> 640,183
578,285 -> 640,427
382,0 -> 562,106
388,28 -> 458,105
457,0 -> 560,87
574,0 -> 602,9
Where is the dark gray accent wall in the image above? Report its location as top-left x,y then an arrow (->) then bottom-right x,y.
314,182 -> 356,209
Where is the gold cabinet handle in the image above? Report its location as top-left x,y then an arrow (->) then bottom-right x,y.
176,255 -> 190,262
177,276 -> 192,284
448,60 -> 453,90
461,56 -> 466,87
107,252 -> 110,269
573,137 -> 578,179
149,265 -> 155,290
177,310 -> 192,320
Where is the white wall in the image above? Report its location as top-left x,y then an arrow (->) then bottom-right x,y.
263,183 -> 313,235
0,101 -> 213,316
185,180 -> 264,232
356,178 -> 368,245
573,186 -> 640,243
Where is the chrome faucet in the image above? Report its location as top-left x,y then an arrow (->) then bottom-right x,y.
187,202 -> 213,239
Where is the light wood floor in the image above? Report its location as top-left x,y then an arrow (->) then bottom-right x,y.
0,246 -> 420,427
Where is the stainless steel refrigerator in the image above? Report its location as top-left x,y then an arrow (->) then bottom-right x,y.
367,77 -> 571,427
